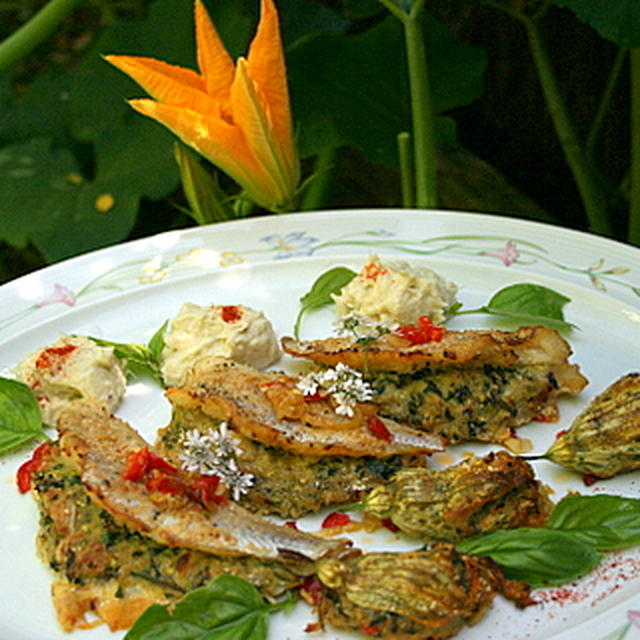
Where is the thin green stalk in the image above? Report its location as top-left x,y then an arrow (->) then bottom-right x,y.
377,0 -> 438,209
398,131 -> 415,207
523,15 -> 612,236
404,0 -> 438,208
298,145 -> 336,211
0,0 -> 84,73
629,48 -> 640,246
586,48 -> 627,161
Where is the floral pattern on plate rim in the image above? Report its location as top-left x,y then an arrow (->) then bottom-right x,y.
0,227 -> 638,333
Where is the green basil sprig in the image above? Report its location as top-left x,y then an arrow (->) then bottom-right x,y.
125,574 -> 295,640
452,283 -> 575,331
457,528 -> 602,587
457,494 -> 640,587
0,377 -> 47,456
90,320 -> 168,384
548,494 -> 640,550
293,266 -> 356,338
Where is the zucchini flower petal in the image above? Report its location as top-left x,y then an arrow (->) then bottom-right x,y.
105,0 -> 299,212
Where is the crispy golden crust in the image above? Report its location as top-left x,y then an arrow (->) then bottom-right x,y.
56,402 -> 350,562
167,357 -> 445,457
363,451 -> 553,541
315,545 -> 532,639
282,326 -> 586,382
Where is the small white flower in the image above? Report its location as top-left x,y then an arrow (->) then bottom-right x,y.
179,423 -> 254,501
296,363 -> 375,416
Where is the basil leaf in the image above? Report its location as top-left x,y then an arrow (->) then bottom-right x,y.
89,321 -> 167,384
125,574 -> 291,640
456,528 -> 602,586
549,494 -> 640,550
293,266 -> 356,337
484,283 -> 575,331
0,377 -> 47,455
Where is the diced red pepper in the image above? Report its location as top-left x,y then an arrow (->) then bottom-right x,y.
220,305 -> 242,323
363,262 -> 388,281
16,441 -> 52,493
301,575 -> 324,605
190,474 -> 228,505
554,429 -> 569,439
284,520 -> 299,530
122,448 -> 177,482
145,471 -> 184,496
360,625 -> 380,636
395,316 -> 444,344
381,518 -> 400,533
367,415 -> 393,442
321,511 -> 352,529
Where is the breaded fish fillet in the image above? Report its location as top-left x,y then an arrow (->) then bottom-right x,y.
282,326 -> 587,444
167,356 -> 445,457
56,402 -> 349,563
32,442 -> 306,632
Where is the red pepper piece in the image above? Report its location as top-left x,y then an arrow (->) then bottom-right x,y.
190,474 -> 228,505
301,575 -> 324,605
321,511 -> 352,529
360,625 -> 380,636
367,415 -> 393,442
16,441 -> 52,493
122,448 -> 177,481
381,518 -> 400,533
395,315 -> 444,344
220,305 -> 242,323
146,471 -> 184,496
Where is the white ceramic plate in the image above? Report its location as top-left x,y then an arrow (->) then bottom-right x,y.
1,209 -> 640,640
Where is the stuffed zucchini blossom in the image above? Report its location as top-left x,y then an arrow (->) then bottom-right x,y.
106,0 -> 300,212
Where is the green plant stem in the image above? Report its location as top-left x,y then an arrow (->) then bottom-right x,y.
299,145 -> 336,211
397,131 -> 415,208
404,0 -> 438,208
629,49 -> 640,246
523,15 -> 612,236
377,0 -> 438,209
586,48 -> 627,161
0,0 -> 84,73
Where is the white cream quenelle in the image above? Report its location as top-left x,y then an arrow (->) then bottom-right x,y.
161,303 -> 281,386
15,334 -> 127,426
332,254 -> 458,326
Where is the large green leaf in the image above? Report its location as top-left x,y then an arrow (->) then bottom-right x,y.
550,0 -> 640,48
0,116 -> 178,262
287,13 -> 486,165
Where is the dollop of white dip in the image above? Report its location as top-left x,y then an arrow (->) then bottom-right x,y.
15,335 -> 127,426
333,255 -> 458,326
161,303 -> 281,386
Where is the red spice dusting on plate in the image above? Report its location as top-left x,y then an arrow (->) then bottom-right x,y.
34,344 -> 77,371
367,415 -> 393,442
321,511 -> 352,528
220,305 -> 242,323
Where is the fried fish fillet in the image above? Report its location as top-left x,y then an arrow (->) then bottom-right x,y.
160,357 -> 444,518
282,326 -> 587,444
166,356 -> 445,457
31,442 -> 306,632
56,402 -> 350,563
